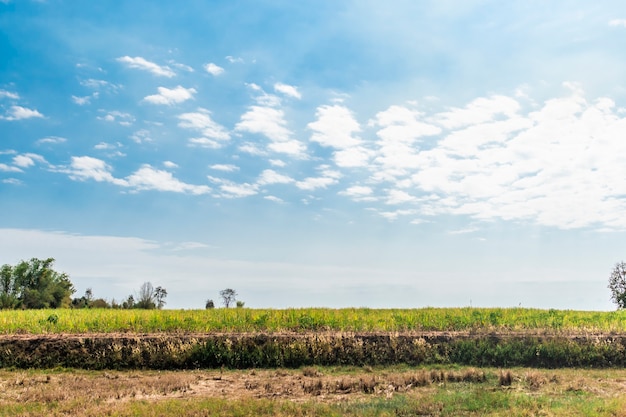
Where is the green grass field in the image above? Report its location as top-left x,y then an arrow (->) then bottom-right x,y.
1,307 -> 624,334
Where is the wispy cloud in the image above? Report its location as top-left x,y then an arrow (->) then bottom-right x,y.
36,136 -> 67,145
0,89 -> 19,99
116,56 -> 175,77
210,164 -> 239,172
274,82 -> 301,99
97,110 -> 134,126
608,19 -> 626,27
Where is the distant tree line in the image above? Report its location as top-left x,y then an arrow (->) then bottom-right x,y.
1,258 -> 166,310
72,281 -> 167,310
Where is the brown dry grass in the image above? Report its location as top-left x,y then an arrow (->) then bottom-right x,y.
1,367 -> 626,416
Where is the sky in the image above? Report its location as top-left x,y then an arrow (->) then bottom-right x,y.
2,1 -> 626,310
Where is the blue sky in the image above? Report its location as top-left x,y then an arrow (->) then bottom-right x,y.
2,0 -> 626,309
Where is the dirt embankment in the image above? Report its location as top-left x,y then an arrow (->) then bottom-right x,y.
1,331 -> 625,369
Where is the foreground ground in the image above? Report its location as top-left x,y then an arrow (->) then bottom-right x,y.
1,366 -> 626,416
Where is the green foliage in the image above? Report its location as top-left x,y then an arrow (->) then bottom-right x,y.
608,261 -> 626,309
0,258 -> 75,309
3,307 -> 626,334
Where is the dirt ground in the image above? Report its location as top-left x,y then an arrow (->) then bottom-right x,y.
1,366 -> 625,405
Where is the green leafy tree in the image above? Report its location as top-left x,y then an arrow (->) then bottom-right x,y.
0,264 -> 18,309
0,258 -> 75,309
609,261 -> 626,309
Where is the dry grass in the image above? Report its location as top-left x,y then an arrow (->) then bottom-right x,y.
1,367 -> 626,416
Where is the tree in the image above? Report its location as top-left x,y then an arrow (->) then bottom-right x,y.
205,299 -> 215,309
122,295 -> 135,309
0,258 -> 75,309
134,282 -> 167,309
609,261 -> 626,309
0,264 -> 18,309
236,300 -> 245,308
136,282 -> 156,309
155,286 -> 167,309
219,288 -> 237,308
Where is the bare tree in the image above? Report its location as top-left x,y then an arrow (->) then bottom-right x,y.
219,288 -> 237,308
136,282 -> 156,309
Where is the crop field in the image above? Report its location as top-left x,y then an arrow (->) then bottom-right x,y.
2,307 -> 626,416
2,307 -> 626,334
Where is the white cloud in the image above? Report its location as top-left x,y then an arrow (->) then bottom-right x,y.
225,56 -> 244,64
72,95 -> 92,105
2,106 -> 44,120
80,79 -> 121,93
369,105 -> 441,180
448,227 -> 479,235
144,86 -> 196,105
2,178 -> 22,185
257,169 -> 294,185
219,182 -> 258,198
308,104 -> 370,167
37,136 -> 66,145
116,56 -> 175,77
269,159 -> 286,167
238,142 -> 267,156
0,89 -> 19,99
130,129 -> 152,143
188,138 -> 222,148
98,110 -> 134,125
608,19 -> 626,27
264,195 -> 284,203
12,153 -> 45,168
434,95 -> 521,129
204,63 -> 224,76
163,161 -> 178,169
296,176 -> 338,191
404,88 -> 626,229
210,164 -> 239,172
0,163 -> 22,173
309,104 -> 361,149
235,105 -> 306,157
274,82 -> 301,99
339,185 -> 377,202
178,108 -> 230,144
65,157 -> 211,195
377,209 -> 418,221
66,156 -> 127,186
296,177 -> 333,191
168,60 -> 194,72
340,185 -> 372,197
126,165 -> 211,195
94,142 -> 116,150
